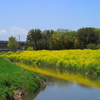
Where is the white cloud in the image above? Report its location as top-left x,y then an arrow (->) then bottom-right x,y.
10,26 -> 27,35
0,30 -> 8,34
0,27 -> 27,41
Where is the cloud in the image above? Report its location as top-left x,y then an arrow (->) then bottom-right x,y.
9,26 -> 27,41
0,30 -> 8,34
10,26 -> 27,35
0,27 -> 27,41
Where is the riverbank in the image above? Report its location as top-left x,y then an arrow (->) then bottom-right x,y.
17,63 -> 100,89
1,50 -> 100,75
0,57 -> 46,100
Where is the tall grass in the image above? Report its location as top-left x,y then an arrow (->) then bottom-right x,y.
0,57 -> 46,100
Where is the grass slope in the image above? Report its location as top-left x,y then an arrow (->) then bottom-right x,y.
0,57 -> 46,100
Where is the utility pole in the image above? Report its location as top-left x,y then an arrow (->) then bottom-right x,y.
19,35 -> 20,43
18,35 -> 20,50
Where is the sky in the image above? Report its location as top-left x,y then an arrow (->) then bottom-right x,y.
0,0 -> 100,41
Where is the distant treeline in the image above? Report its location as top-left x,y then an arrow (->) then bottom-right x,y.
25,27 -> 100,50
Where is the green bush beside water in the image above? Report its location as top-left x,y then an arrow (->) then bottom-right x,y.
0,57 -> 46,100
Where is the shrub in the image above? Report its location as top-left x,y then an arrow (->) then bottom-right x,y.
95,44 -> 100,49
27,46 -> 34,51
87,43 -> 96,49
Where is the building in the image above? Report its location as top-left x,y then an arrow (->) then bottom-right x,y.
0,40 -> 26,51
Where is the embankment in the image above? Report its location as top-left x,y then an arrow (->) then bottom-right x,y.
0,57 -> 46,100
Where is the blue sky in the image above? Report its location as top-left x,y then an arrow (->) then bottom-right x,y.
0,0 -> 100,41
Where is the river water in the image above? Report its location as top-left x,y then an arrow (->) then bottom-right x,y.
21,64 -> 100,100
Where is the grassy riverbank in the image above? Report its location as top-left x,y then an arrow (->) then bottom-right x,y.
1,50 -> 100,75
0,57 -> 46,100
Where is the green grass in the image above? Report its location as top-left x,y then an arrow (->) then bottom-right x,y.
0,57 -> 46,100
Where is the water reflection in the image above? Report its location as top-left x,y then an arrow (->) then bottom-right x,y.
20,63 -> 100,100
18,63 -> 100,89
45,75 -> 73,87
23,86 -> 46,100
23,74 -> 100,100
23,75 -> 75,100
77,83 -> 92,89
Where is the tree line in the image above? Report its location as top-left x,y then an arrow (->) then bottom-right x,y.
25,27 -> 100,50
7,27 -> 100,51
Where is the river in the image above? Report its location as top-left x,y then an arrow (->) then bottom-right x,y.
20,63 -> 100,100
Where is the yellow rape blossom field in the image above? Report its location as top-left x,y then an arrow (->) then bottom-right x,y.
1,49 -> 100,74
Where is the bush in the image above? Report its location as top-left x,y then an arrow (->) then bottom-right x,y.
95,44 -> 100,49
27,46 -> 34,51
87,43 -> 96,49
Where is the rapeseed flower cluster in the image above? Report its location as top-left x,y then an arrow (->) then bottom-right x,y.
1,49 -> 100,74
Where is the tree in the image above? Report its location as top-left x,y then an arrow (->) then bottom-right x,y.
95,44 -> 100,49
73,37 -> 80,49
41,30 -> 54,50
26,29 -> 54,50
49,32 -> 63,50
56,28 -> 72,34
26,29 -> 42,50
7,36 -> 19,51
76,27 -> 98,48
24,41 -> 34,50
94,28 -> 100,44
60,31 -> 77,49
